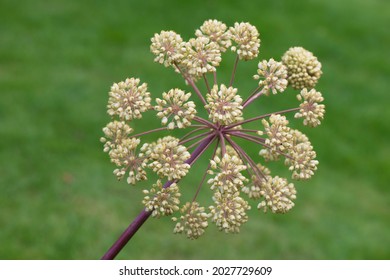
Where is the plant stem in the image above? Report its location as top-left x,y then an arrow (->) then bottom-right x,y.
242,88 -> 265,108
191,138 -> 219,203
131,127 -> 168,138
193,116 -> 218,130
173,62 -> 207,107
101,210 -> 152,260
203,74 -> 211,93
229,55 -> 239,87
225,107 -> 299,129
101,134 -> 216,260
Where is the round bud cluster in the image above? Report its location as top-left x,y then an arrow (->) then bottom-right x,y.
100,120 -> 133,152
110,138 -> 148,184
241,164 -> 271,199
282,47 -> 322,90
260,114 -> 293,160
181,37 -> 221,78
285,130 -> 318,180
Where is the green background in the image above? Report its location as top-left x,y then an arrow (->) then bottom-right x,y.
1,0 -> 389,259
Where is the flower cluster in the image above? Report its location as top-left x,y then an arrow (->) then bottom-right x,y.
205,84 -> 243,125
208,151 -> 247,193
155,88 -> 197,129
107,78 -> 151,121
141,136 -> 191,181
254,59 -> 288,95
282,47 -> 322,90
295,88 -> 325,127
101,19 -> 326,241
229,22 -> 260,60
195,19 -> 231,52
257,176 -> 297,214
142,180 -> 181,218
173,202 -> 210,239
150,31 -> 184,67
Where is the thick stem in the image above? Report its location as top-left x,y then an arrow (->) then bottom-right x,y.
101,134 -> 215,260
101,210 -> 152,260
187,132 -> 214,151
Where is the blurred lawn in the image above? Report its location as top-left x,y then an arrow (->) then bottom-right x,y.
1,0 -> 389,259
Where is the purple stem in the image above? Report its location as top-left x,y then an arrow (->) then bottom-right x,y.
101,133 -> 216,260
203,74 -> 211,93
242,88 -> 265,108
224,136 -> 266,182
229,55 -> 239,87
225,107 -> 300,129
179,126 -> 209,142
191,138 -> 220,204
179,131 -> 213,145
227,130 -> 265,144
173,62 -> 208,107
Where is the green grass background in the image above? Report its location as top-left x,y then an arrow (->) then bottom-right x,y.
1,0 -> 389,259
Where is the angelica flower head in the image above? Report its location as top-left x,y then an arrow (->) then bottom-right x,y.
101,19 -> 326,241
